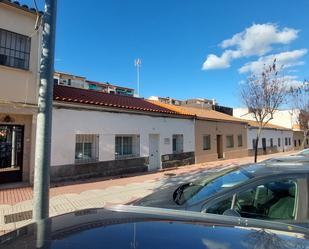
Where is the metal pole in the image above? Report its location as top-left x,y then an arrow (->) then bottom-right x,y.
137,64 -> 140,96
134,58 -> 141,97
11,126 -> 16,167
33,0 -> 57,222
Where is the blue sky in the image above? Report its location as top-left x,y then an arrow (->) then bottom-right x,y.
25,0 -> 309,107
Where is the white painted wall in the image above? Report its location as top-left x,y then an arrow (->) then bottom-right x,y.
247,127 -> 293,151
51,108 -> 195,167
233,108 -> 299,129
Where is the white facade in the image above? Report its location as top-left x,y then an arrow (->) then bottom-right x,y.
233,108 -> 299,129
247,127 -> 293,151
51,108 -> 195,169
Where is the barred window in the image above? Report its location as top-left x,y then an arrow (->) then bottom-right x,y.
115,135 -> 140,159
203,135 -> 211,150
0,28 -> 31,70
173,134 -> 183,153
226,135 -> 234,148
75,134 -> 99,163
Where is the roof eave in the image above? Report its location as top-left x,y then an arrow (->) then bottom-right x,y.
1,0 -> 43,16
53,100 -> 195,120
195,116 -> 248,124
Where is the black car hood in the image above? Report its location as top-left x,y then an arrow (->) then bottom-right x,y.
0,206 -> 308,249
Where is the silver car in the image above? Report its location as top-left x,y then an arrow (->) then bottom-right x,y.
263,149 -> 309,163
133,162 -> 309,228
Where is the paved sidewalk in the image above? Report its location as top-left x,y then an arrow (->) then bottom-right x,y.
0,151 -> 294,234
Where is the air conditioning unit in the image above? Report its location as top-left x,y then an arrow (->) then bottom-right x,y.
60,79 -> 68,85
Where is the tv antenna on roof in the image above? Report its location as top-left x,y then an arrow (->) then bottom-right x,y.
134,58 -> 142,96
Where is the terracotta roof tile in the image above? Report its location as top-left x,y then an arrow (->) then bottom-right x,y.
1,0 -> 43,15
53,85 -> 193,117
148,100 -> 246,123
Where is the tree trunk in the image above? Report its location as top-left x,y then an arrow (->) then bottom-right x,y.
301,129 -> 308,149
254,127 -> 262,163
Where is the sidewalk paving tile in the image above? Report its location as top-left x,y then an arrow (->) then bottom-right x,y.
0,151 -> 296,234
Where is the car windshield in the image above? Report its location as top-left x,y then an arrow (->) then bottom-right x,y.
177,168 -> 251,205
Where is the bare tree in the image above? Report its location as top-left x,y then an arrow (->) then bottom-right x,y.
289,80 -> 309,149
240,60 -> 288,162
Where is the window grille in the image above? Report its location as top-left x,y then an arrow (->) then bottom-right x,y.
75,134 -> 99,163
0,28 -> 31,70
115,135 -> 140,159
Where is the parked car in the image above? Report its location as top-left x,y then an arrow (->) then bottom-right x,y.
295,148 -> 309,157
263,149 -> 309,163
0,206 -> 308,249
133,162 -> 309,227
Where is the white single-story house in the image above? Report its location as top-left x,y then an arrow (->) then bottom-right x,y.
246,120 -> 293,156
51,85 -> 195,182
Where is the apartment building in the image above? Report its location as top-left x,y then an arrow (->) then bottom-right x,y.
150,96 -> 233,116
54,71 -> 135,97
0,1 -> 41,184
51,85 -> 195,182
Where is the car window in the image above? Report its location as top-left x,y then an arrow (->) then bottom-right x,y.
185,169 -> 250,206
205,197 -> 233,215
206,179 -> 298,220
235,179 -> 297,220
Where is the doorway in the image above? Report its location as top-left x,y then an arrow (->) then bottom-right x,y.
262,138 -> 267,154
149,134 -> 160,171
0,125 -> 24,183
216,135 -> 223,159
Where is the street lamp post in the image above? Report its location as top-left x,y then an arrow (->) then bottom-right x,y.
33,0 -> 57,222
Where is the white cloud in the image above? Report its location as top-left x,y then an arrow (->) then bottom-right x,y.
221,23 -> 298,56
238,49 -> 307,74
202,23 -> 300,71
202,50 -> 240,70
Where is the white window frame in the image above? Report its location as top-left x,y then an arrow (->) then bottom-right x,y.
115,135 -> 140,159
75,134 -> 99,164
